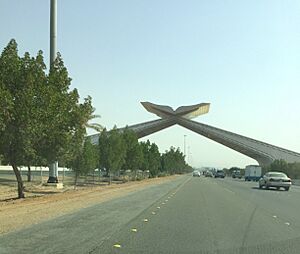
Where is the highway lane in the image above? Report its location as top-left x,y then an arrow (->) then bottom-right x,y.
0,175 -> 189,254
215,177 -> 300,231
1,175 -> 300,253
100,176 -> 300,254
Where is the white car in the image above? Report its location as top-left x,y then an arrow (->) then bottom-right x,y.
192,171 -> 201,177
259,172 -> 292,191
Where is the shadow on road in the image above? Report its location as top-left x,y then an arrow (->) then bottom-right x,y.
0,197 -> 20,202
251,186 -> 286,192
25,190 -> 60,195
0,178 -> 16,183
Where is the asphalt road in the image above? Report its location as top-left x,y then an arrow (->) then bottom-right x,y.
1,175 -> 300,254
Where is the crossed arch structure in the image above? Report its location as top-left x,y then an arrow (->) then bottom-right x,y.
89,102 -> 300,167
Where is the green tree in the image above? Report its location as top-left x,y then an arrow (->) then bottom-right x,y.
64,104 -> 102,186
0,39 -> 95,198
69,138 -> 99,187
266,160 -> 300,179
161,146 -> 191,175
270,159 -> 289,172
148,143 -> 161,177
289,163 -> 300,179
36,53 -> 80,166
0,40 -> 43,198
60,96 -> 101,168
98,127 -> 126,184
85,114 -> 103,132
140,140 -> 151,172
0,85 -> 13,132
122,128 -> 143,178
140,140 -> 160,177
98,128 -> 109,173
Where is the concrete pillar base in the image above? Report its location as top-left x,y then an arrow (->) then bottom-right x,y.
47,176 -> 58,183
44,182 -> 64,189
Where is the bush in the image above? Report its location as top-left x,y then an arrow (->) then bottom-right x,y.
267,160 -> 300,179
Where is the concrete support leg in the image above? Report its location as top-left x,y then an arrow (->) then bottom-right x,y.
47,161 -> 58,183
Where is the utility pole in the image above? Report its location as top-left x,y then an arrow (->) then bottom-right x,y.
47,0 -> 58,183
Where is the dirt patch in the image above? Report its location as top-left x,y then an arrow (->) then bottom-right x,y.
0,175 -> 179,235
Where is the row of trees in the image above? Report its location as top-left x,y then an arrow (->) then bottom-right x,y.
0,40 -> 96,198
0,39 -> 193,198
265,159 -> 300,179
71,127 -> 193,184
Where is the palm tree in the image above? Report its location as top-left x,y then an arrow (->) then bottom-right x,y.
85,114 -> 103,132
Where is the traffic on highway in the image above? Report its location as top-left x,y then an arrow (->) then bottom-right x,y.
2,173 -> 300,253
197,166 -> 294,191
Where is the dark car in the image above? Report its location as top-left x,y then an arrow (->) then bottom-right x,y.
232,170 -> 242,179
214,170 -> 225,178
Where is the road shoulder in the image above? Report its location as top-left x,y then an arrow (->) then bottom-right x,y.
0,175 -> 180,235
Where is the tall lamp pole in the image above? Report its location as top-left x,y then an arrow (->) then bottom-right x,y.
48,0 -> 58,183
50,0 -> 57,66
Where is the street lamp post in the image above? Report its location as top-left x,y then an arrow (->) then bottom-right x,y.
50,0 -> 57,66
47,0 -> 59,183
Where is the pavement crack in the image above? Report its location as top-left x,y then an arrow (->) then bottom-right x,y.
239,205 -> 257,254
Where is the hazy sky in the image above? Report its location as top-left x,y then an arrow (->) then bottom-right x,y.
1,0 -> 300,168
